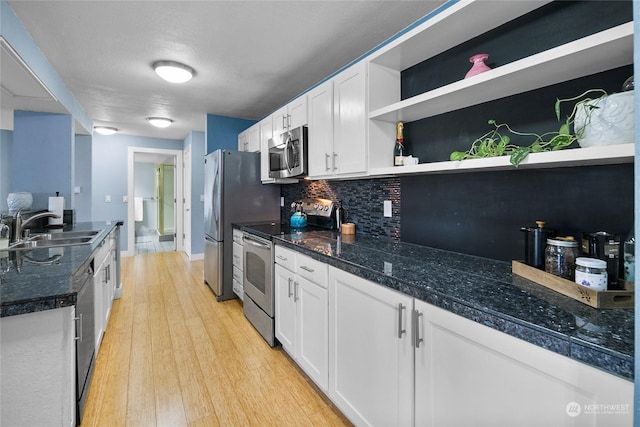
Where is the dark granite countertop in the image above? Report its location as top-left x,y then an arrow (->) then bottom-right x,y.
0,221 -> 120,317
267,229 -> 634,381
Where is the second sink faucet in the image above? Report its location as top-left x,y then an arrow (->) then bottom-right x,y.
13,209 -> 61,242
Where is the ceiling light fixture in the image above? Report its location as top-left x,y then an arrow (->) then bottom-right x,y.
94,126 -> 118,135
146,117 -> 174,128
152,60 -> 195,83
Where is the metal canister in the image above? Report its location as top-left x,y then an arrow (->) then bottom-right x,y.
521,221 -> 556,269
545,238 -> 579,280
589,231 -> 622,289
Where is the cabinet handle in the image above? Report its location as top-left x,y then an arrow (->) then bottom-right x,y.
74,314 -> 83,342
282,116 -> 287,129
288,277 -> 293,298
398,303 -> 406,339
325,153 -> 331,171
299,265 -> 314,273
276,255 -> 288,262
333,152 -> 338,170
413,309 -> 424,348
287,114 -> 291,129
294,281 -> 299,302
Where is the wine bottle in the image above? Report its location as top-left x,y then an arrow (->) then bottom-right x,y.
394,121 -> 405,166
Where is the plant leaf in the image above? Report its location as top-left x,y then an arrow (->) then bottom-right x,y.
450,151 -> 467,161
510,146 -> 531,167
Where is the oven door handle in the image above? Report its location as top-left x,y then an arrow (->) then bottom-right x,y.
242,235 -> 271,248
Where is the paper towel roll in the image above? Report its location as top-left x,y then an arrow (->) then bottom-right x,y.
48,197 -> 64,225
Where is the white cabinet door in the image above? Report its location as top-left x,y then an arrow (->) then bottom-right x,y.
237,129 -> 249,151
275,264 -> 297,355
296,275 -> 328,392
333,61 -> 367,176
307,79 -> 334,178
273,105 -> 288,137
259,115 -> 274,182
247,123 -> 260,152
288,95 -> 308,129
328,267 -> 413,426
414,300 -> 633,427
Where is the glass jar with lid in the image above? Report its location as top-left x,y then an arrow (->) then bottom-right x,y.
545,238 -> 579,280
574,257 -> 608,291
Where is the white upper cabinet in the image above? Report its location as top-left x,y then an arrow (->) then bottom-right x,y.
273,95 -> 308,137
247,123 -> 260,152
259,115 -> 274,182
237,129 -> 249,152
307,61 -> 367,179
366,0 -> 634,175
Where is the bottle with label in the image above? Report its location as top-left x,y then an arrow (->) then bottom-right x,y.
394,121 -> 405,166
623,226 -> 635,283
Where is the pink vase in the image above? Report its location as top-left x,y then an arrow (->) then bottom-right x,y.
465,53 -> 491,79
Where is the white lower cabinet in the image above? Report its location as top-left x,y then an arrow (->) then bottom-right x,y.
275,247 -> 329,391
328,266 -> 413,427
414,300 -> 633,427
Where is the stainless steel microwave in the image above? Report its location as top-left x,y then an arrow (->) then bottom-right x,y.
268,126 -> 307,179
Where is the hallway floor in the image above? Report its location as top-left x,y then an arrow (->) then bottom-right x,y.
135,234 -> 174,255
81,251 -> 350,426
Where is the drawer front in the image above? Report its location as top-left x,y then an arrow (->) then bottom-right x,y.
232,278 -> 244,301
232,241 -> 243,270
232,228 -> 243,244
296,252 -> 328,288
233,265 -> 243,284
274,245 -> 296,271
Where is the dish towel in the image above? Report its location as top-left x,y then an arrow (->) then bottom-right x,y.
135,197 -> 144,222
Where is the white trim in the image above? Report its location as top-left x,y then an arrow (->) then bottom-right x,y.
127,147 -> 184,256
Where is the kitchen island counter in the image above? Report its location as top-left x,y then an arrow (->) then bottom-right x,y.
271,229 -> 633,380
0,221 -> 121,317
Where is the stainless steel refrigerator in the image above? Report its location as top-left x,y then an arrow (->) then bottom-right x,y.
204,149 -> 280,301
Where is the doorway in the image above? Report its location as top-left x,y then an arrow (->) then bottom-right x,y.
127,147 -> 183,257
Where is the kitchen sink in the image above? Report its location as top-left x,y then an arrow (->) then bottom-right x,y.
5,230 -> 102,250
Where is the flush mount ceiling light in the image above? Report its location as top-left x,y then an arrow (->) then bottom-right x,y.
152,60 -> 195,83
146,117 -> 174,128
94,126 -> 118,135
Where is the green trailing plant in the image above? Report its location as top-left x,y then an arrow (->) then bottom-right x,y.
450,89 -> 608,167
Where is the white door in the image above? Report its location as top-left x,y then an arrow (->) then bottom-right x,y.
183,145 -> 192,257
297,275 -> 328,392
333,61 -> 367,176
307,79 -> 334,178
414,300 -> 633,427
274,264 -> 297,355
328,267 -> 413,426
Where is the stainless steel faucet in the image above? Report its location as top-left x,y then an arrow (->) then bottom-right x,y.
13,209 -> 61,242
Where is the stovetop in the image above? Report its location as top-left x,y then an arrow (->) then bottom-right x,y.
236,221 -> 329,240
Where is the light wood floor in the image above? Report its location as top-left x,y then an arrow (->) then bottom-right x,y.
82,251 -> 351,427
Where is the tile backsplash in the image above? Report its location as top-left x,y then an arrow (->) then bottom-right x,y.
280,178 -> 401,240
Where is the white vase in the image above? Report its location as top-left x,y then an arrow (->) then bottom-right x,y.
574,90 -> 634,148
7,192 -> 33,213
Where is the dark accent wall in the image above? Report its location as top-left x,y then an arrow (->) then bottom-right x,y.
281,178 -> 400,239
401,164 -> 634,262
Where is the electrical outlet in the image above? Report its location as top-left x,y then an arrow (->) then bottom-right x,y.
122,195 -> 128,203
105,195 -> 111,203
384,261 -> 393,275
200,194 -> 205,202
281,196 -> 285,207
383,200 -> 392,217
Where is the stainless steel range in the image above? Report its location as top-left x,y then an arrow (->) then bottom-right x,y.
241,198 -> 337,346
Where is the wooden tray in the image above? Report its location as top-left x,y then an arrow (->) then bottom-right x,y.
512,260 -> 634,309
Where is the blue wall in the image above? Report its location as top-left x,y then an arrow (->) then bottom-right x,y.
92,133 -> 183,252
12,111 -> 73,210
74,134 -> 92,222
184,131 -> 205,256
206,114 -> 255,154
0,129 -> 12,212
1,1 -> 92,133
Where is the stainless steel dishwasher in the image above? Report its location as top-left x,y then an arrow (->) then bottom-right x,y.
73,259 -> 95,425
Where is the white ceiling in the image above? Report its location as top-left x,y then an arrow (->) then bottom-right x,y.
4,0 -> 444,140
